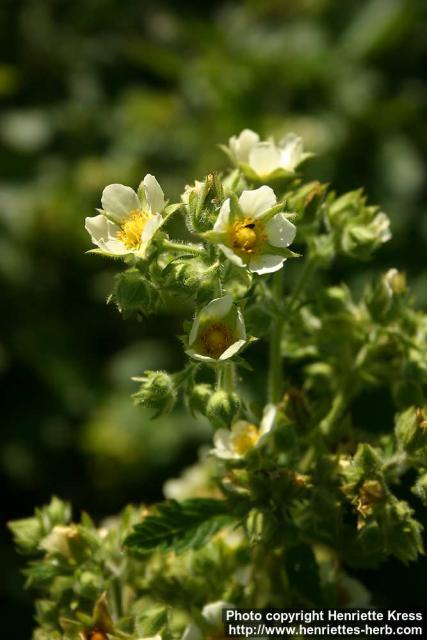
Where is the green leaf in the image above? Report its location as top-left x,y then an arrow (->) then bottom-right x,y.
124,499 -> 234,554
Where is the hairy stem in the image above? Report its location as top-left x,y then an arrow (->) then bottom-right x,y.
162,239 -> 203,255
217,362 -> 235,392
319,390 -> 347,438
287,256 -> 316,314
268,271 -> 284,403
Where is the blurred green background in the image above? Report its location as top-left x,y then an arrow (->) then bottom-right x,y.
1,0 -> 427,635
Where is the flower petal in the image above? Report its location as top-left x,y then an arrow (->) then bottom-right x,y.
214,199 -> 231,232
230,129 -> 260,162
219,338 -> 246,360
137,213 -> 162,257
266,213 -> 296,248
199,295 -> 234,323
188,314 -> 201,346
102,238 -> 131,255
101,184 -> 140,219
218,243 -> 245,268
280,133 -> 303,171
202,601 -> 233,626
249,254 -> 285,275
85,215 -> 129,254
259,404 -> 277,437
238,185 -> 277,219
85,214 -> 111,244
141,174 -> 165,214
248,142 -> 281,177
212,429 -> 235,459
186,349 -> 215,363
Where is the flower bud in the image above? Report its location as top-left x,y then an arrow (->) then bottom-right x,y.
364,269 -> 407,321
328,190 -> 391,260
206,389 -> 240,429
188,384 -> 213,416
342,213 -> 390,260
395,406 -> 427,452
246,508 -> 264,543
287,181 -> 328,224
166,256 -> 219,293
307,234 -> 335,266
182,173 -> 223,233
413,472 -> 427,506
39,525 -> 79,557
132,371 -> 177,416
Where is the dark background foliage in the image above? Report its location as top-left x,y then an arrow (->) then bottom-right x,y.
1,0 -> 427,635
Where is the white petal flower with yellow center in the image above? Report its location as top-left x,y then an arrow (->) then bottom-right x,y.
225,129 -> 311,180
187,295 -> 246,363
212,404 -> 277,459
206,185 -> 297,275
85,174 -> 166,258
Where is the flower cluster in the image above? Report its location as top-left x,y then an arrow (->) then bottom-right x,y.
13,130 -> 427,640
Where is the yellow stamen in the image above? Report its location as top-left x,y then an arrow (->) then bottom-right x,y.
231,423 -> 260,455
117,209 -> 149,249
356,479 -> 384,517
200,322 -> 234,359
230,217 -> 266,256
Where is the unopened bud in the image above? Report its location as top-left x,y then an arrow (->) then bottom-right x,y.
188,384 -> 213,416
183,173 -> 223,233
132,371 -> 176,416
206,390 -> 240,429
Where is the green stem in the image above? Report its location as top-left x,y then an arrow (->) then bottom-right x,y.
216,363 -> 234,392
111,576 -> 123,619
287,257 -> 316,314
162,239 -> 203,255
319,390 -> 347,438
268,271 -> 284,403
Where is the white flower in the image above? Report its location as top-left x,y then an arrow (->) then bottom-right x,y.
228,128 -> 260,163
85,174 -> 166,258
39,525 -> 78,557
187,295 -> 247,362
212,404 -> 277,459
163,456 -> 216,500
181,601 -> 233,640
207,185 -> 297,275
226,129 -> 311,179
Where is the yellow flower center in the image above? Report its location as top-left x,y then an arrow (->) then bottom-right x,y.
117,209 -> 149,249
231,423 -> 260,455
200,322 -> 233,359
230,217 -> 266,256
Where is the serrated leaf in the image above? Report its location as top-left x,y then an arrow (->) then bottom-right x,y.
124,499 -> 233,554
